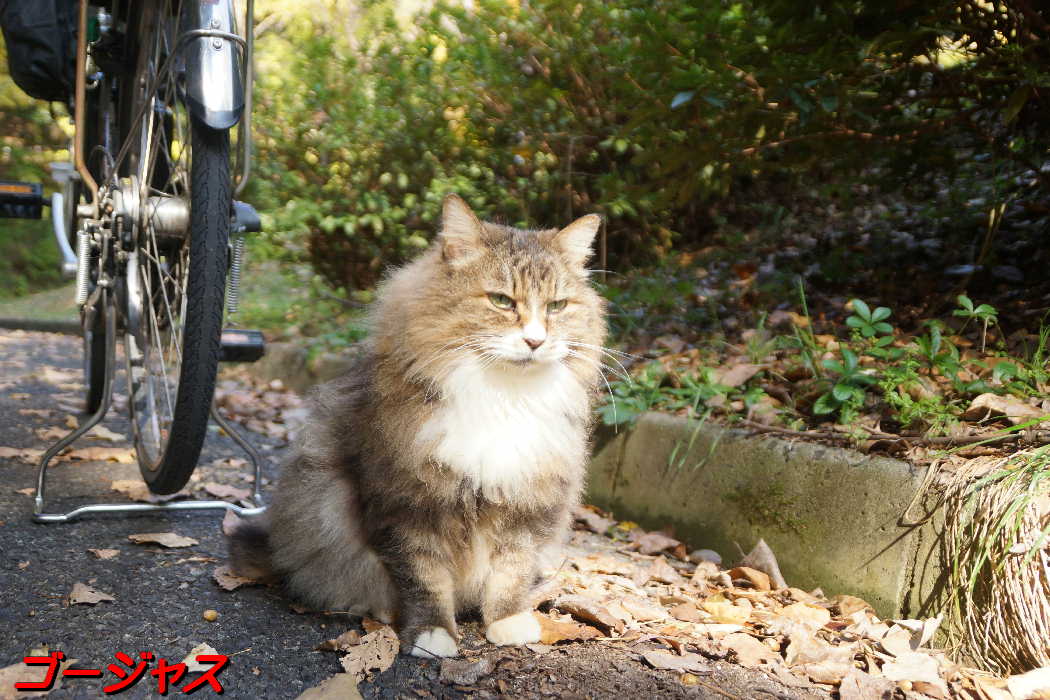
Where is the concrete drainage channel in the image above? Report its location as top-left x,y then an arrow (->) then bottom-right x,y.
588,412 -> 940,620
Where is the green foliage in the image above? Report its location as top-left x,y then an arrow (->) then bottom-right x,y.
0,40 -> 69,296
597,364 -> 667,426
253,0 -> 1050,291
846,299 -> 892,339
953,294 -> 1000,352
814,348 -> 875,422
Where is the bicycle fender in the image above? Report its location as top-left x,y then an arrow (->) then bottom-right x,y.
181,0 -> 244,130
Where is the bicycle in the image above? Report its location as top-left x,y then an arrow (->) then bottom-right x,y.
0,0 -> 268,522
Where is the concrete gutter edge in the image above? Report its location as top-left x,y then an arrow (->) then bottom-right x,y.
587,412 -> 939,620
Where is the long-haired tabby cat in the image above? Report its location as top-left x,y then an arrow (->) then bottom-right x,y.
228,194 -> 607,658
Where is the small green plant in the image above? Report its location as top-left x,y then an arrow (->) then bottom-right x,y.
813,348 -> 876,422
847,298 -> 903,361
598,364 -> 666,426
953,295 -> 999,352
784,280 -> 823,378
879,355 -> 959,434
846,298 -> 892,338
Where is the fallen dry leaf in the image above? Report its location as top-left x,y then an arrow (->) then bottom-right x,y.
739,538 -> 787,590
573,504 -> 615,534
0,655 -> 76,699
361,618 -> 386,633
691,560 -> 721,586
727,566 -> 771,591
838,667 -> 895,700
202,482 -> 251,502
648,556 -> 683,584
574,554 -> 635,577
620,598 -> 668,623
668,603 -> 702,623
722,632 -> 780,668
716,363 -> 763,388
641,650 -> 711,674
64,446 -> 135,463
339,626 -> 399,682
316,630 -> 363,652
15,487 -> 34,496
1007,667 -> 1050,700
832,594 -> 873,617
86,424 -> 125,443
18,408 -> 51,418
181,643 -> 220,673
35,427 -> 67,441
702,594 -> 751,625
631,530 -> 681,556
128,532 -> 199,548
533,612 -> 603,644
87,548 -> 119,560
963,393 -> 1049,426
293,673 -> 363,700
0,446 -> 43,464
778,602 -> 831,629
68,582 -> 115,605
553,595 -> 625,634
893,615 -> 942,649
213,565 -> 260,591
880,651 -> 943,685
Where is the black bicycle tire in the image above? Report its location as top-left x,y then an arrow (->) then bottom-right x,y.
136,119 -> 230,494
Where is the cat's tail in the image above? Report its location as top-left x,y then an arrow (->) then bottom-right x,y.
226,515 -> 276,581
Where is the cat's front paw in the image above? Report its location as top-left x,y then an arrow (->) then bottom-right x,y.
409,627 -> 458,658
485,612 -> 541,646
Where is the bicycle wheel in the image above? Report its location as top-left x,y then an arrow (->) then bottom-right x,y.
123,4 -> 230,494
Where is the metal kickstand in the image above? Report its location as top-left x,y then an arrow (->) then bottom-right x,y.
33,287 -> 267,523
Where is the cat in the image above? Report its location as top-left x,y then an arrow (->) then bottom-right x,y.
228,194 -> 607,658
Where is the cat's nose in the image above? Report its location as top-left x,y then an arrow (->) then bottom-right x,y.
524,336 -> 545,350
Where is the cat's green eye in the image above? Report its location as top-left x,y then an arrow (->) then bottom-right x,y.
487,293 -> 515,310
547,299 -> 568,314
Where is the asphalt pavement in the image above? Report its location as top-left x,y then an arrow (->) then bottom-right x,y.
0,328 -> 822,700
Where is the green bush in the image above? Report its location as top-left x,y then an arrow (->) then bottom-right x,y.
252,0 -> 1049,291
0,39 -> 69,296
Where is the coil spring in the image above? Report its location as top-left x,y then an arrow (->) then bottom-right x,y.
226,235 -> 245,314
74,230 -> 92,306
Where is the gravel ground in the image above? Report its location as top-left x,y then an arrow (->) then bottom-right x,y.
0,329 -> 826,699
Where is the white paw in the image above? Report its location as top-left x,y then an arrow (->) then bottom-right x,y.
409,627 -> 458,658
485,612 -> 541,646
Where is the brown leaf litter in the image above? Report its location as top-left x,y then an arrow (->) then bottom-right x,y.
127,532 -> 199,548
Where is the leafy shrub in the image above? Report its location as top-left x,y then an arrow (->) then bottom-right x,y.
252,0 -> 1050,291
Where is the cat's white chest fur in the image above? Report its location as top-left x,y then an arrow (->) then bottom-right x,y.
417,359 -> 586,495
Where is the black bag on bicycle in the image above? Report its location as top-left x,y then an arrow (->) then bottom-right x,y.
0,0 -> 76,102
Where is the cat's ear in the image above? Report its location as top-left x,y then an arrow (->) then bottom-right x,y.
439,194 -> 484,264
550,214 -> 601,268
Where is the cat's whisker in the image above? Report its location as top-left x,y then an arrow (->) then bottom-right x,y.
564,350 -> 625,391
563,342 -> 632,381
564,340 -> 639,361
566,350 -> 618,421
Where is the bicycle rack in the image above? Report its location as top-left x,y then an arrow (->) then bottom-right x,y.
33,286 -> 267,523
